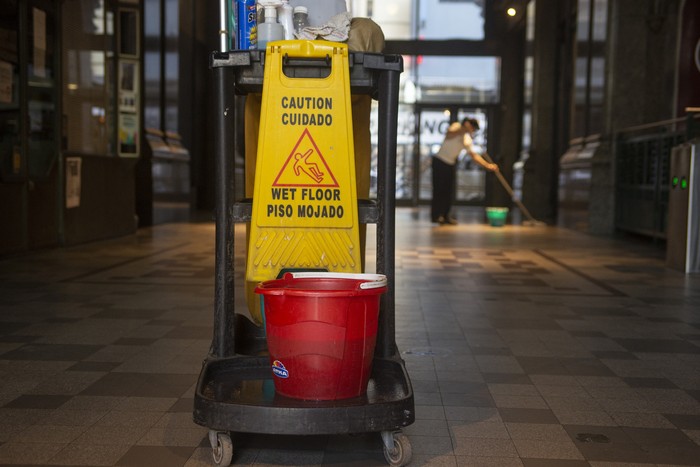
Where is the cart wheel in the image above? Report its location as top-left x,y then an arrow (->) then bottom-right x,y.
381,431 -> 412,467
209,430 -> 233,466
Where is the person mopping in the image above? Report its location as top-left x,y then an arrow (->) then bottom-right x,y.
431,118 -> 498,225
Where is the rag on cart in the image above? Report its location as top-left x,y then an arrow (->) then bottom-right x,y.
296,12 -> 352,42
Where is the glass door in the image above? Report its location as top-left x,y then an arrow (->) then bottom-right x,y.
0,0 -> 21,182
416,107 -> 451,203
26,0 -> 59,247
368,102 -> 494,207
416,105 -> 492,205
0,0 -> 59,251
369,102 -> 417,202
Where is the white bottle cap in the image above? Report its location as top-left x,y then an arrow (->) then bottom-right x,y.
293,6 -> 308,14
264,6 -> 278,20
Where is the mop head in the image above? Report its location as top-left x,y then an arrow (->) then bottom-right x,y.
522,219 -> 546,227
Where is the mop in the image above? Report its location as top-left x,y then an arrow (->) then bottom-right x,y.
483,153 -> 546,226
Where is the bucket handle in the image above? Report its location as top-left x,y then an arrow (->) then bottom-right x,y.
286,272 -> 387,290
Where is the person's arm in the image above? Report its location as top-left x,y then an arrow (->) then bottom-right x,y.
463,134 -> 498,172
471,152 -> 498,172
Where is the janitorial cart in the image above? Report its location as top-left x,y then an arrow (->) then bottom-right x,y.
193,17 -> 414,467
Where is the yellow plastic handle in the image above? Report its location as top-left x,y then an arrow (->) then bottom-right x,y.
271,39 -> 347,59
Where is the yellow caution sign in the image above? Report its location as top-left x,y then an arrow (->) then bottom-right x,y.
246,40 -> 361,325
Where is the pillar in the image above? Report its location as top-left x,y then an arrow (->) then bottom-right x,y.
522,0 -> 562,223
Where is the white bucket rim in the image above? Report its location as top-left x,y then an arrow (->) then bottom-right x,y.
287,272 -> 387,290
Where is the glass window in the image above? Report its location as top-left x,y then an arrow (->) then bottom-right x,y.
589,57 -> 605,104
592,0 -> 607,41
350,0 -> 485,40
576,0 -> 590,41
521,1 -> 534,153
370,0 -> 413,40
570,0 -> 607,139
417,0 -> 484,40
418,108 -> 451,201
28,4 -> 58,179
415,56 -> 500,104
144,0 -> 161,130
523,56 -> 533,105
587,58 -> 605,135
164,0 -> 179,133
572,56 -> 588,138
62,0 -> 115,155
368,102 -> 416,200
0,0 -> 20,180
574,56 -> 588,102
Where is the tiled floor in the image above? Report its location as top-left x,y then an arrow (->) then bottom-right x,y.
1,207 -> 700,466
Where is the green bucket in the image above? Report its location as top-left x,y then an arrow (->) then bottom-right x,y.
486,207 -> 509,227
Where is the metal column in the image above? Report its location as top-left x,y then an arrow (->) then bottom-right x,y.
667,140 -> 700,273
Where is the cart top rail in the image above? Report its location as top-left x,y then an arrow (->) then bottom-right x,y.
210,49 -> 403,97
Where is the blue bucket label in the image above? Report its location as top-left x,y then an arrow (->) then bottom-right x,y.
271,360 -> 289,378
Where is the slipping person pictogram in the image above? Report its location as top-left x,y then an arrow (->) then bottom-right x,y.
293,148 -> 325,183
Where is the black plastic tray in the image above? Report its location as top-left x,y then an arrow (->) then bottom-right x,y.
194,354 -> 414,435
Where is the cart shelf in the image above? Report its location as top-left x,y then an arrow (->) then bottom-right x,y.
194,354 -> 413,435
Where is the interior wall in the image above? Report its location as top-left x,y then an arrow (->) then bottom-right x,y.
607,0 -> 681,130
0,184 -> 27,255
63,155 -> 138,246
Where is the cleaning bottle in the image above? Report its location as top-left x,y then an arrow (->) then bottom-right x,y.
257,0 -> 284,49
278,0 -> 294,40
292,6 -> 309,37
237,0 -> 257,49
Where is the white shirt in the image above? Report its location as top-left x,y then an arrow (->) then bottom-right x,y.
434,124 -> 474,166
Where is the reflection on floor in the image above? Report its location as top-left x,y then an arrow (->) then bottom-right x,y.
1,207 -> 699,466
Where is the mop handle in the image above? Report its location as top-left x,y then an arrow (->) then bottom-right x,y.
482,152 -> 513,195
482,152 -> 539,222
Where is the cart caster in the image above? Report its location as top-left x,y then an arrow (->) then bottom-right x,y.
381,430 -> 412,466
209,430 -> 233,466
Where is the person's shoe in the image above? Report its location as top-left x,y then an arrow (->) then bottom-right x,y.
432,216 -> 445,224
444,216 -> 458,225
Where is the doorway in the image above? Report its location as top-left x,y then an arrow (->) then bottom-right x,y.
0,0 -> 59,253
370,104 -> 495,207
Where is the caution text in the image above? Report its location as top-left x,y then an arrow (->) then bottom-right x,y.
266,188 -> 344,219
281,97 -> 334,126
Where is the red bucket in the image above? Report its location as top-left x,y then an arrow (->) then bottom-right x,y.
255,272 -> 387,400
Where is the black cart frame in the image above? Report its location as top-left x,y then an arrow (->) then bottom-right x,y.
194,49 -> 414,466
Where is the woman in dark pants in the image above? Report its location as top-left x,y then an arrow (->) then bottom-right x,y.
431,118 -> 498,225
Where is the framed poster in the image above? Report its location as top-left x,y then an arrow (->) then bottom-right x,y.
118,60 -> 138,112
65,157 -> 82,208
119,113 -> 139,157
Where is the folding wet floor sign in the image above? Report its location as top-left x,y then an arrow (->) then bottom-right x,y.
246,40 -> 361,325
